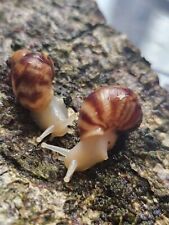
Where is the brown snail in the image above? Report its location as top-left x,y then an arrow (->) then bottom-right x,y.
41,85 -> 143,182
9,49 -> 74,142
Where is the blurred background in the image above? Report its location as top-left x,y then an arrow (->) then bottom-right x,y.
97,0 -> 169,90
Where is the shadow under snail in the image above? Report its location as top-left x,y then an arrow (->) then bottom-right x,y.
8,49 -> 74,142
41,85 -> 143,182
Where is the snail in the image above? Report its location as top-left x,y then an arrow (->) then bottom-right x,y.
8,49 -> 74,142
41,85 -> 143,182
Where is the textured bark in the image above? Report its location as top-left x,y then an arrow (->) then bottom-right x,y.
0,0 -> 169,224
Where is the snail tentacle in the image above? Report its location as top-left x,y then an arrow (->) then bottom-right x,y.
64,160 -> 77,183
41,142 -> 69,157
37,125 -> 55,143
9,49 -> 75,141
41,85 -> 143,182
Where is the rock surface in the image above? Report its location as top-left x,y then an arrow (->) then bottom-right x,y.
0,0 -> 169,224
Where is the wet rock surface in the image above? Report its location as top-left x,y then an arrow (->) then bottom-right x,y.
0,0 -> 169,224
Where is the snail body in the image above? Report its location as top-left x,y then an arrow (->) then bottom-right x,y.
42,85 -> 143,182
9,49 -> 74,141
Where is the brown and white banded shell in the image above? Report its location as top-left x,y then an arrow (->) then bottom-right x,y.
9,49 -> 55,111
78,86 -> 143,139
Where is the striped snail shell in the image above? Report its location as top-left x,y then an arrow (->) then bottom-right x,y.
8,49 -> 75,141
9,49 -> 54,111
41,85 -> 143,182
78,85 -> 143,140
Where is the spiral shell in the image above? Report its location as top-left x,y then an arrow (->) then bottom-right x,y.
78,86 -> 143,139
9,49 -> 55,111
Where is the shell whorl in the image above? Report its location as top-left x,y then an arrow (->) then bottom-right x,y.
9,49 -> 55,111
78,86 -> 143,140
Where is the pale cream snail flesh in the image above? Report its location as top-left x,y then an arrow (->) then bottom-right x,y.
41,85 -> 143,182
8,49 -> 75,142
